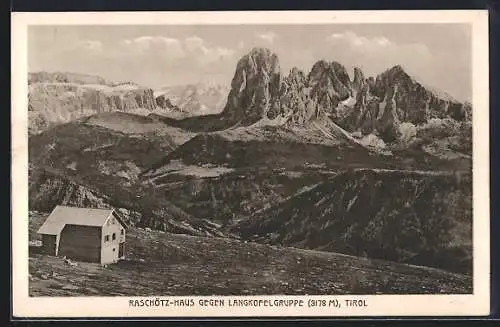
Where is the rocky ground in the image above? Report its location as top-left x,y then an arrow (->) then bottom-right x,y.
29,215 -> 471,297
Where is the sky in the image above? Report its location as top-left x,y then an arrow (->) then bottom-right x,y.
28,24 -> 472,101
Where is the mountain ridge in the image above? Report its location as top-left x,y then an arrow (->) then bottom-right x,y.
154,82 -> 229,116
147,47 -> 471,148
28,72 -> 169,134
29,48 -> 471,147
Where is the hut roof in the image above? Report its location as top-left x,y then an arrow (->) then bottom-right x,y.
37,205 -> 125,235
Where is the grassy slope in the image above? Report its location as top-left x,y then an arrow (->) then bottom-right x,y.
29,115 -> 179,172
234,169 -> 472,274
27,112 -> 473,281
147,133 -> 388,173
144,167 -> 333,226
29,214 -> 471,296
28,114 -> 212,233
28,169 -> 227,237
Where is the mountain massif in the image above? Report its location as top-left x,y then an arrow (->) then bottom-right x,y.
28,48 -> 471,156
154,82 -> 229,117
28,72 -> 232,134
154,48 -> 470,143
28,72 -> 162,134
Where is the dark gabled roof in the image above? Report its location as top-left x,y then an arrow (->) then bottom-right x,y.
110,210 -> 130,230
37,205 -> 126,235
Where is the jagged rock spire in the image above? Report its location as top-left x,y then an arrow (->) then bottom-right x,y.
222,47 -> 281,125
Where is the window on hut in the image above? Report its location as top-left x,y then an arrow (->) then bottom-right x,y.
105,235 -> 110,242
112,233 -> 116,241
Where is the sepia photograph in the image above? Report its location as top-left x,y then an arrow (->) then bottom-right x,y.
11,10 -> 490,317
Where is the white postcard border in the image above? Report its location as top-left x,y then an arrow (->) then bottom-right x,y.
11,10 -> 490,318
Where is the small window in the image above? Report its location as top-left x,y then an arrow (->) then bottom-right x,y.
120,229 -> 124,235
104,235 -> 110,242
112,248 -> 116,252
112,233 -> 116,241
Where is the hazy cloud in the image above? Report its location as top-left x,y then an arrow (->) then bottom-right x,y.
74,40 -> 103,54
119,36 -> 186,60
111,35 -> 236,67
28,25 -> 471,100
322,31 -> 434,80
328,31 -> 392,50
183,35 -> 236,65
256,31 -> 278,44
185,36 -> 204,52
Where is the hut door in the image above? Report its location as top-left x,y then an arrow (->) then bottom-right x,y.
42,234 -> 58,256
118,243 -> 125,258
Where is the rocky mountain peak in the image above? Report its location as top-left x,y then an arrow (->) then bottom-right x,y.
285,67 -> 308,85
353,67 -> 365,81
28,72 -> 160,134
248,46 -> 273,56
28,71 -> 108,85
352,67 -> 366,94
330,61 -> 352,87
379,65 -> 413,85
236,47 -> 280,77
308,60 -> 352,118
271,67 -> 313,124
388,64 -> 405,73
222,47 -> 281,125
309,60 -> 329,74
